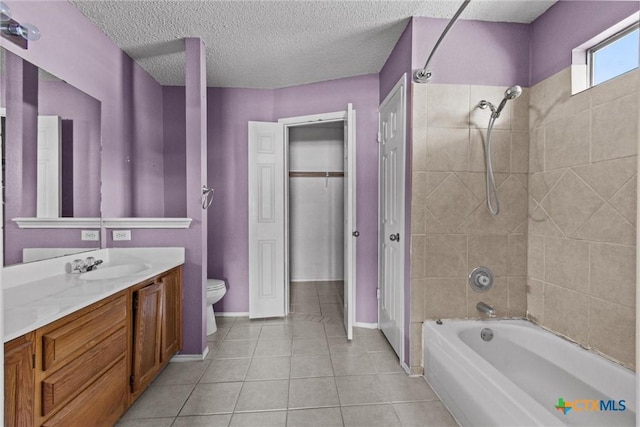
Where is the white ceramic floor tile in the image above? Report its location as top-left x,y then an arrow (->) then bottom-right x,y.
341,404 -> 401,427
180,382 -> 243,416
230,411 -> 287,427
288,377 -> 339,409
245,356 -> 291,381
254,339 -> 292,357
215,340 -> 257,359
393,401 -> 458,426
335,375 -> 387,406
331,353 -> 376,376
172,414 -> 232,427
124,385 -> 194,419
290,354 -> 334,378
292,337 -> 329,355
200,358 -> 251,383
151,361 -> 209,386
235,380 -> 289,412
286,407 -> 343,427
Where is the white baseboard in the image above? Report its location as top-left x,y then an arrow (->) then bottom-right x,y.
216,312 -> 249,317
170,345 -> 209,362
354,322 -> 378,329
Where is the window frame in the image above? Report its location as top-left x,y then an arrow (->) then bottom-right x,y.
587,21 -> 639,88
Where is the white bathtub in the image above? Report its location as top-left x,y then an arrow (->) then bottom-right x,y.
423,319 -> 635,426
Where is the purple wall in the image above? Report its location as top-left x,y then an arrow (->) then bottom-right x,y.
530,0 -> 639,85
207,87 -> 274,314
275,74 -> 380,323
379,19 -> 413,102
206,75 -> 380,323
412,17 -> 530,87
162,86 -> 187,218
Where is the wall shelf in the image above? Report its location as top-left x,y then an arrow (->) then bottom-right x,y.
102,218 -> 192,229
12,218 -> 101,229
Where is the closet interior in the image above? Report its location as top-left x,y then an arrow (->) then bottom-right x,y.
288,121 -> 345,319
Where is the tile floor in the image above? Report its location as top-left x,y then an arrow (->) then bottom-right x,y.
117,282 -> 457,426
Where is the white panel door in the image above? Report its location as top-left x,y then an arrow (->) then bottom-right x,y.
248,121 -> 285,318
378,77 -> 406,358
343,104 -> 356,340
37,115 -> 61,218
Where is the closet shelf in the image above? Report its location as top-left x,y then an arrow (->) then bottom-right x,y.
289,171 -> 344,178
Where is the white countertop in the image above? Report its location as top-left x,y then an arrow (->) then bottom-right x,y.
3,248 -> 185,343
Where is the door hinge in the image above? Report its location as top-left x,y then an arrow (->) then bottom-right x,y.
377,131 -> 381,143
376,288 -> 380,299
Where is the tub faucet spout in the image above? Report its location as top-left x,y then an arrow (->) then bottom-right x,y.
476,301 -> 495,317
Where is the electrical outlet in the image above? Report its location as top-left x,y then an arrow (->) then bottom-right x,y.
81,230 -> 100,241
112,230 -> 131,241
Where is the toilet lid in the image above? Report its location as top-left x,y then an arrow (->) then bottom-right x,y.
207,279 -> 225,290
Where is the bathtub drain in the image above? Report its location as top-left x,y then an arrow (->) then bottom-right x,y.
481,328 -> 494,341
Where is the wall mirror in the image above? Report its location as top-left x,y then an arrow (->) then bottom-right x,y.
1,47 -> 102,266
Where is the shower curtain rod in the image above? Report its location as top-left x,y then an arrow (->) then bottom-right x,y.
414,0 -> 471,83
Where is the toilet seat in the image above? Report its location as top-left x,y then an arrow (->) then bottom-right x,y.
207,279 -> 225,291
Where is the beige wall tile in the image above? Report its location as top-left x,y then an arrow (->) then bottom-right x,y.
528,169 -> 565,203
590,68 -> 639,107
410,322 -> 423,368
528,203 -> 565,238
412,82 -> 427,122
456,172 -> 507,201
511,131 -> 529,173
411,203 -> 426,235
424,209 -> 448,234
543,68 -> 590,125
529,81 -> 545,129
508,234 -> 527,276
426,174 -> 479,232
529,127 -> 545,173
425,128 -> 469,172
494,177 -> 529,233
423,278 -> 467,319
424,172 -> 449,198
543,283 -> 589,343
469,129 -> 511,173
573,203 -> 635,245
541,170 -> 604,237
508,277 -> 527,317
426,84 -> 470,129
456,204 -> 508,235
544,237 -> 589,293
512,88 -> 530,130
589,298 -> 635,369
590,243 -> 636,307
609,174 -> 637,226
467,277 -> 508,318
425,235 -> 467,277
412,125 -> 428,171
545,110 -> 590,170
411,235 -> 426,280
468,235 -> 508,277
572,156 -> 637,200
412,173 -> 427,208
527,235 -> 544,280
411,279 -> 426,322
591,93 -> 640,162
526,279 -> 544,323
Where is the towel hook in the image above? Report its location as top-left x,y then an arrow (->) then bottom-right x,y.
202,185 -> 214,209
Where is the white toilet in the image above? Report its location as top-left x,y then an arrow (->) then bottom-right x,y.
206,279 -> 227,335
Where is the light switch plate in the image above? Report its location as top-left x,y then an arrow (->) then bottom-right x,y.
81,230 -> 100,241
112,230 -> 131,241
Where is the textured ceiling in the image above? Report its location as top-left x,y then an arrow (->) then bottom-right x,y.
72,1 -> 557,89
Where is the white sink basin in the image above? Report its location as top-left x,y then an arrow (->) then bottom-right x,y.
80,263 -> 150,281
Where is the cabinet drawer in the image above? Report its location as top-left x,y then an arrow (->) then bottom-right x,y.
41,328 -> 127,416
41,294 -> 127,371
41,356 -> 128,427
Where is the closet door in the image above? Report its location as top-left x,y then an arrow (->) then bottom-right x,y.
248,121 -> 286,318
343,104 -> 356,339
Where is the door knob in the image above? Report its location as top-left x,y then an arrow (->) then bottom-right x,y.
352,231 -> 360,237
389,233 -> 400,242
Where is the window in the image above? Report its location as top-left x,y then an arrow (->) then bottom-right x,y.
589,23 -> 639,87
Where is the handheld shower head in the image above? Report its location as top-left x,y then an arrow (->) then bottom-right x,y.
493,85 -> 522,118
504,85 -> 522,100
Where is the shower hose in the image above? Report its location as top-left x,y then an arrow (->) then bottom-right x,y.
485,115 -> 500,216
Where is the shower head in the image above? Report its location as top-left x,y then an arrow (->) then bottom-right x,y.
493,85 -> 522,118
504,85 -> 522,100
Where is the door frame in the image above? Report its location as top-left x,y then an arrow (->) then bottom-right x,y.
278,110 -> 354,321
377,75 -> 407,363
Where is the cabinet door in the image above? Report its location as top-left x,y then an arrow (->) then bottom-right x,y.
131,282 -> 163,394
5,333 -> 35,427
161,267 -> 183,362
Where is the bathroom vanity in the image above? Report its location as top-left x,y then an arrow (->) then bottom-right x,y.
3,248 -> 185,427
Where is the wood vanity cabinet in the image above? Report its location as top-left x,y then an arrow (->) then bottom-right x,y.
131,266 -> 183,399
3,265 -> 183,427
4,332 -> 35,427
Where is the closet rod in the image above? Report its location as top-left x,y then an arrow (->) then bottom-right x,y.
289,171 -> 344,178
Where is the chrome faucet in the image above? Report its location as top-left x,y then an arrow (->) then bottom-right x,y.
71,257 -> 104,274
476,301 -> 496,317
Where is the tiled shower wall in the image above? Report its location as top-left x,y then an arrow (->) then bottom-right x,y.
410,83 -> 530,371
527,68 -> 639,369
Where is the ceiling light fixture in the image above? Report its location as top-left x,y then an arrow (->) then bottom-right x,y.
0,2 -> 40,49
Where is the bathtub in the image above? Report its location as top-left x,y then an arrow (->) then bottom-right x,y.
423,319 -> 635,426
